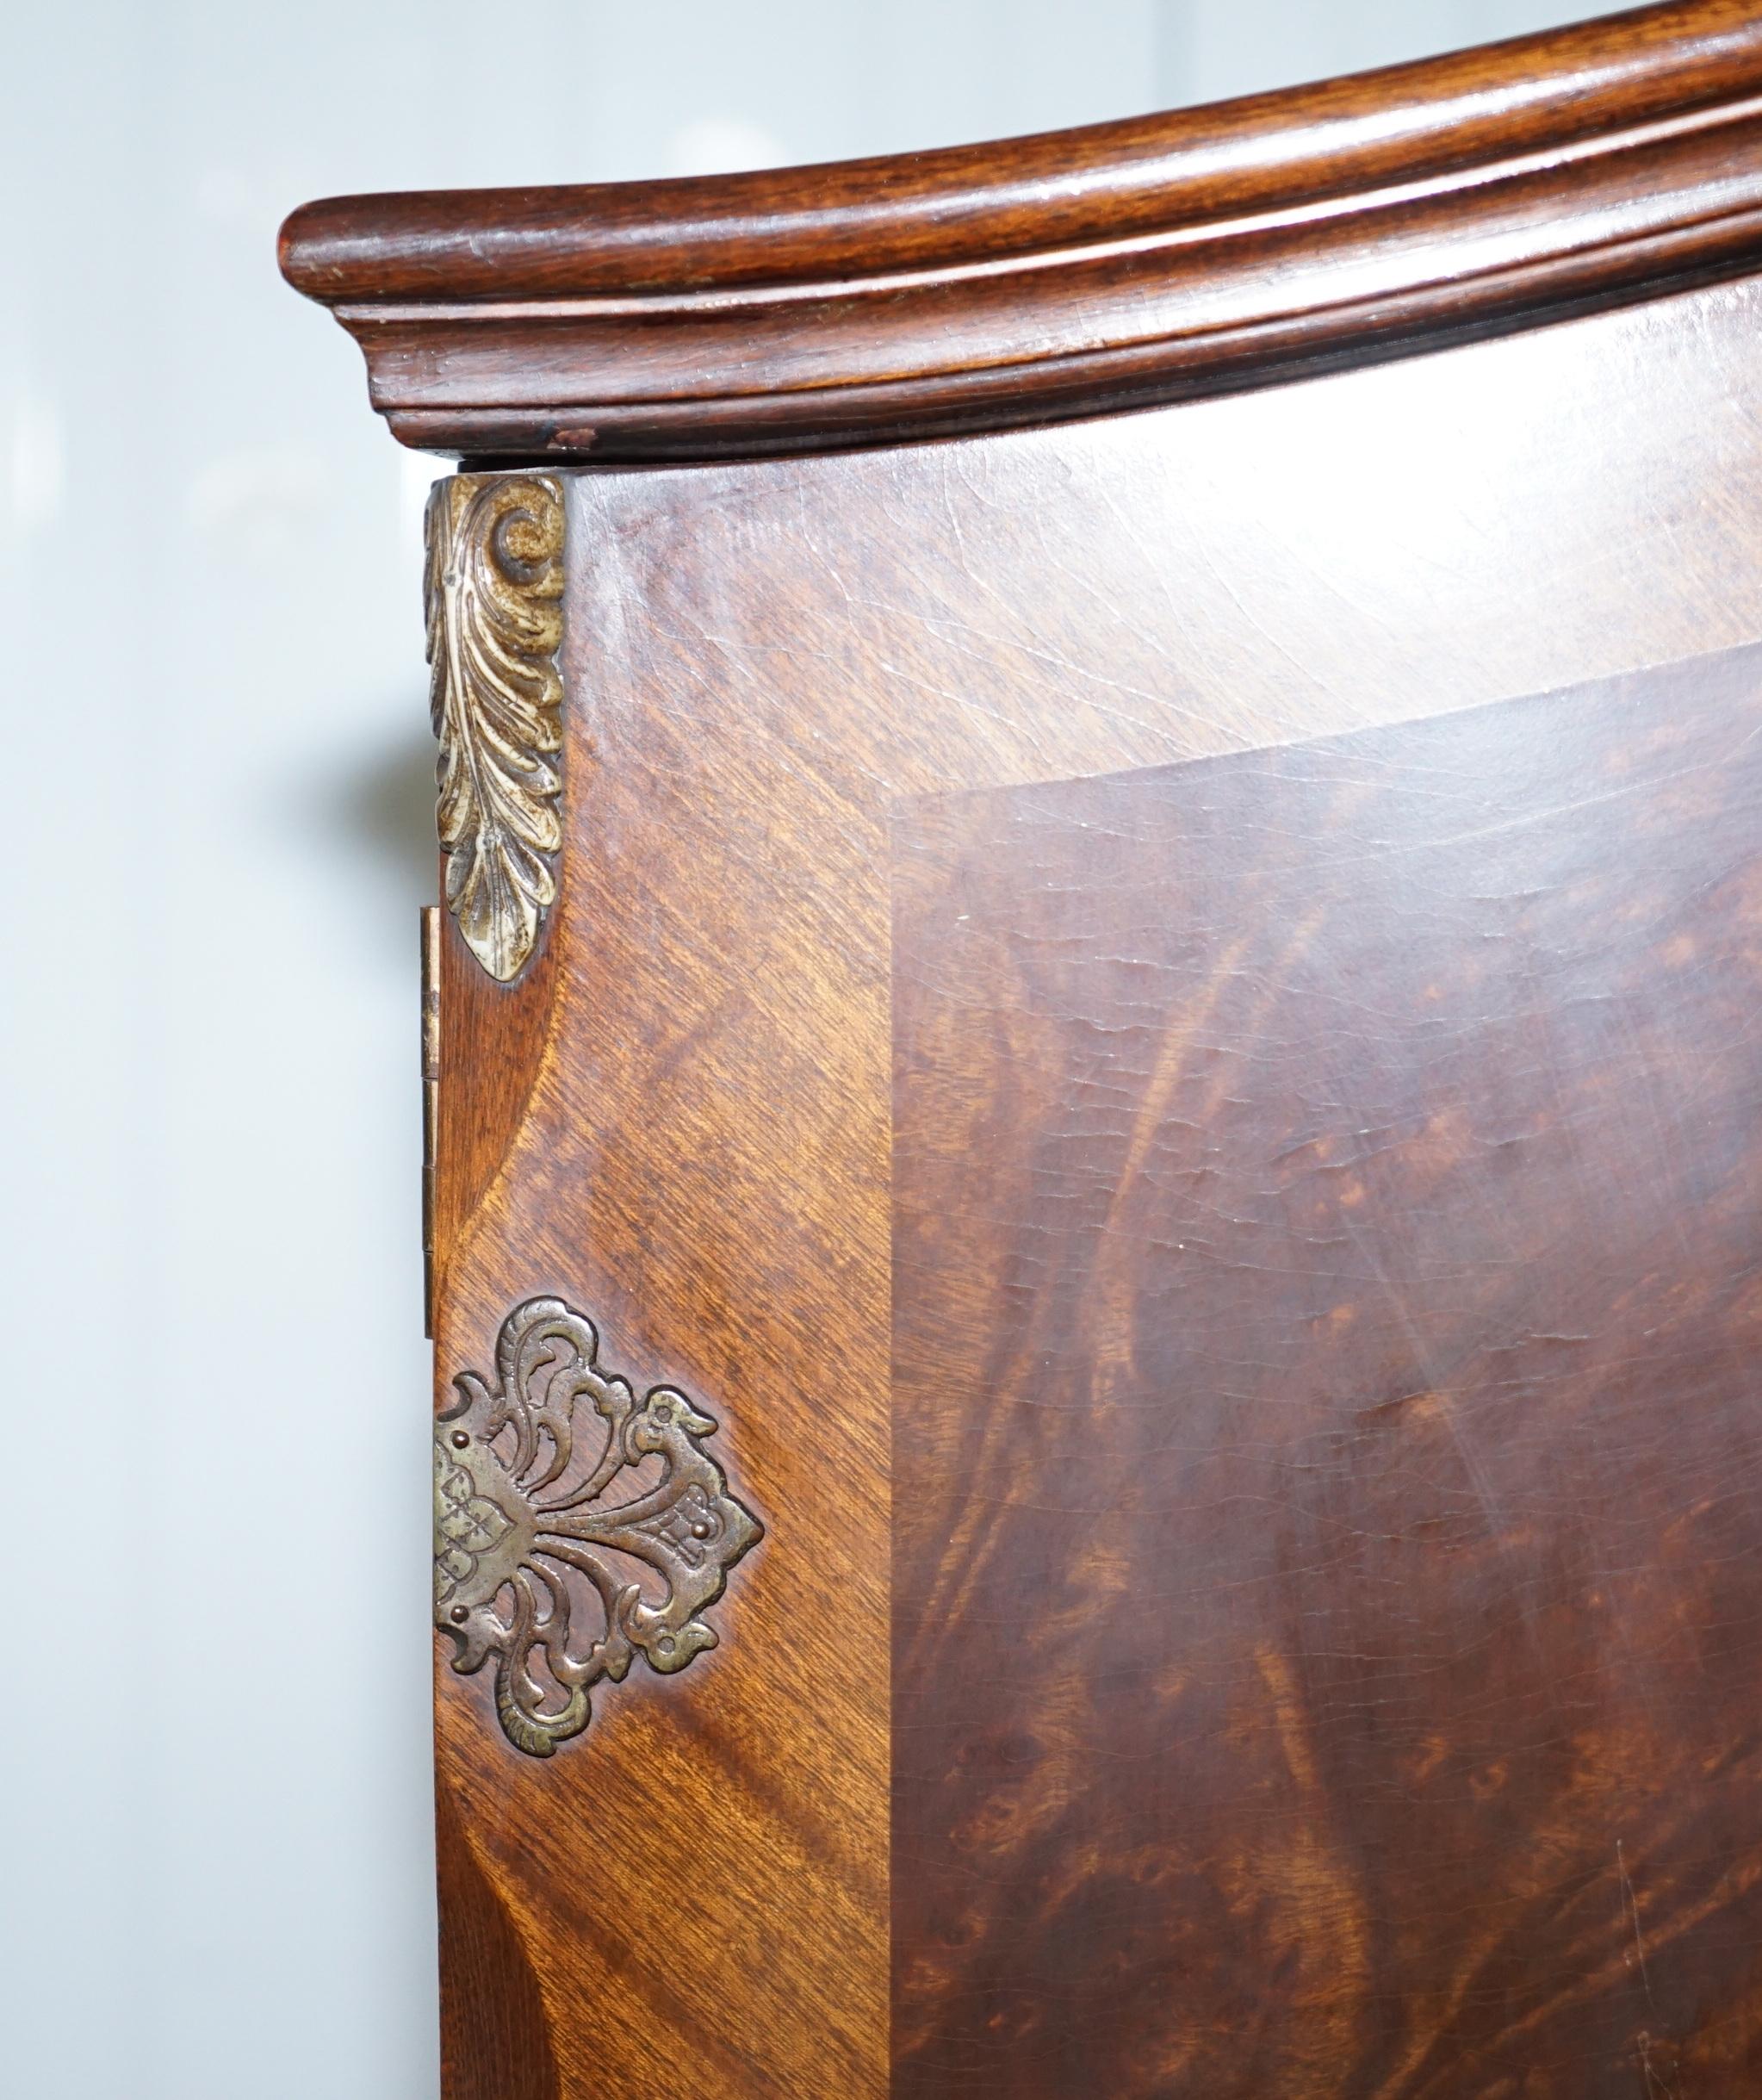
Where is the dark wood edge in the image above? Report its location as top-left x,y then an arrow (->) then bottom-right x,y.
279,1 -> 1762,461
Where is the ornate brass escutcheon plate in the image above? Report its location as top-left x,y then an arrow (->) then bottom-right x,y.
434,1297 -> 762,1756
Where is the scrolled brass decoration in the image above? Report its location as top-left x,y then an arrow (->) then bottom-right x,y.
434,1297 -> 763,1756
423,473 -> 565,983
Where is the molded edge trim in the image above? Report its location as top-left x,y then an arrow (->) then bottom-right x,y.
278,1 -> 1762,460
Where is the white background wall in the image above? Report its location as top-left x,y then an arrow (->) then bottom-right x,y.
1,3 -> 1601,2093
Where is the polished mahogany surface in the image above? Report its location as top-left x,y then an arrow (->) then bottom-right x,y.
413,271 -> 1762,2095
893,644 -> 1762,2095
279,6 -> 1762,2096
279,2 -> 1762,459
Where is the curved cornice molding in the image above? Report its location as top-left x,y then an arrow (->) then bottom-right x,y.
281,1 -> 1762,462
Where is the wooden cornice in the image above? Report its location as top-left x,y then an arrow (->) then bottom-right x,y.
280,0 -> 1762,462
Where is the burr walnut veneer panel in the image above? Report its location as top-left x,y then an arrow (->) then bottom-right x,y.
893,646 -> 1762,2096
279,13 -> 1762,2089
419,276 -> 1762,2097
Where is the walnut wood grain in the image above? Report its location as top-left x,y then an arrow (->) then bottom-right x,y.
407,273 -> 1762,2096
435,1781 -> 558,2100
892,644 -> 1762,2096
274,6 -> 1762,2086
278,1 -> 1762,460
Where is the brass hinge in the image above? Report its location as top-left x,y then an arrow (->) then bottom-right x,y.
420,904 -> 441,1338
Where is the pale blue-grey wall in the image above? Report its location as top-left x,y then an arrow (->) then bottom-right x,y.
0,3 -> 1602,2094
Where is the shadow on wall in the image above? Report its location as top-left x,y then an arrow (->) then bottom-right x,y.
280,704 -> 439,963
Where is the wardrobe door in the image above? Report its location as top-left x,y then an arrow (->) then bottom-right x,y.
278,6 -> 1762,2091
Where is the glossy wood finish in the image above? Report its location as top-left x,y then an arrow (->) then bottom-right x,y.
419,273 -> 1762,2096
280,7 -> 1762,2091
279,1 -> 1762,459
893,644 -> 1762,2095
